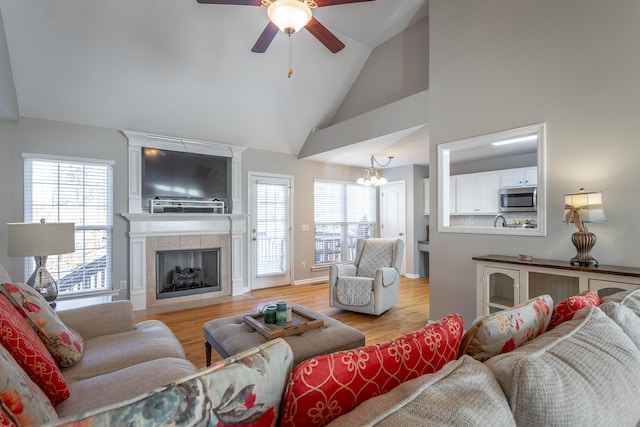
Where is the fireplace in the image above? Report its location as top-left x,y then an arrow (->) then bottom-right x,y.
156,248 -> 221,299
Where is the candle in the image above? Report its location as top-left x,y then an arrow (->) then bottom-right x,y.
264,305 -> 276,324
276,301 -> 287,326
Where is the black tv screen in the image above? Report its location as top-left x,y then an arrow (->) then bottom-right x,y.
142,148 -> 229,200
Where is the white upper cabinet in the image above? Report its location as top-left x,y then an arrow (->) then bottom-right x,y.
454,171 -> 500,215
500,166 -> 537,188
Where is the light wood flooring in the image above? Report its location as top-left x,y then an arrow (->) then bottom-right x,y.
134,276 -> 430,369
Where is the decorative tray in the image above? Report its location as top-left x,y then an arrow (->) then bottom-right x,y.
243,307 -> 324,340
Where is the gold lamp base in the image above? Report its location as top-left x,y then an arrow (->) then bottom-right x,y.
570,231 -> 598,267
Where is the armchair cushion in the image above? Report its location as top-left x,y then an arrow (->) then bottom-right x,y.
336,277 -> 372,306
377,267 -> 399,287
356,239 -> 394,278
56,301 -> 135,340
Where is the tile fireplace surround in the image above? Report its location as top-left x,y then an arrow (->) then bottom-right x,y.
122,214 -> 246,311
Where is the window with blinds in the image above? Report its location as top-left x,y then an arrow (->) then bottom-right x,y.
24,156 -> 113,296
314,180 -> 376,265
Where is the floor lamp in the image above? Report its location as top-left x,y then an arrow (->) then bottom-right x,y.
7,219 -> 75,307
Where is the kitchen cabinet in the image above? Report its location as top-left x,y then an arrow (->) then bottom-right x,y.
454,171 -> 500,215
423,178 -> 429,215
500,167 -> 537,188
474,255 -> 640,316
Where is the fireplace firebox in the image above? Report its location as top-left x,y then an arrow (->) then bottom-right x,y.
156,248 -> 221,299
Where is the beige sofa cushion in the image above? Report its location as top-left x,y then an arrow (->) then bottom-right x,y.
61,320 -> 186,383
55,357 -> 196,419
599,301 -> 640,350
485,306 -> 640,426
326,355 -> 515,427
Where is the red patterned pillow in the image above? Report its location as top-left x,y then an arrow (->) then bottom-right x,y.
0,283 -> 84,367
0,407 -> 17,427
279,314 -> 463,427
547,290 -> 601,330
0,295 -> 70,405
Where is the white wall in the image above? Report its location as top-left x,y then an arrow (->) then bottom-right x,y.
0,118 -> 129,296
332,17 -> 429,123
429,0 -> 640,326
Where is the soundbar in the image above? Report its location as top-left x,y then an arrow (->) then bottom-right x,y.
150,199 -> 225,214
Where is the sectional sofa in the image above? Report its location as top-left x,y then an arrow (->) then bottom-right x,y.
1,260 -> 640,426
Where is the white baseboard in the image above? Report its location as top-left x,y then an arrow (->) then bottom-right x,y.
404,273 -> 420,279
293,276 -> 328,286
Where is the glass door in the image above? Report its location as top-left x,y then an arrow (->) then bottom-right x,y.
249,174 -> 292,289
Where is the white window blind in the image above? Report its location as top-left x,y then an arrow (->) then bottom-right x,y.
314,180 -> 376,264
24,156 -> 113,296
255,181 -> 289,276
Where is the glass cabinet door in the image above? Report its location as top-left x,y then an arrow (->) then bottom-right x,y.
589,279 -> 639,299
483,267 -> 520,314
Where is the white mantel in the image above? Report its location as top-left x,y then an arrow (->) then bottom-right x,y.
122,131 -> 248,311
123,213 -> 246,311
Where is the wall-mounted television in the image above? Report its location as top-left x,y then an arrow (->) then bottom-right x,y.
142,147 -> 230,209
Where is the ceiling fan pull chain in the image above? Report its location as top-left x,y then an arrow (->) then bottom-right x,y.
288,35 -> 293,78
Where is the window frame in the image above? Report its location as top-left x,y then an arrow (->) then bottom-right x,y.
313,179 -> 377,267
23,153 -> 114,299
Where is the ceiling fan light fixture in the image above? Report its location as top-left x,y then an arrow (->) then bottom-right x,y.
267,0 -> 312,34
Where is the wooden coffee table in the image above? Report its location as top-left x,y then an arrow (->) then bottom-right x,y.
203,305 -> 365,367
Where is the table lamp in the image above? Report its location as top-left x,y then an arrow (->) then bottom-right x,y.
564,189 -> 606,267
7,219 -> 75,307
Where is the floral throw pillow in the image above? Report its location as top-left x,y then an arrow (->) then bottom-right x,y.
459,295 -> 553,362
547,290 -> 601,331
0,342 -> 58,426
279,314 -> 464,427
0,294 -> 70,405
0,283 -> 84,367
54,338 -> 293,427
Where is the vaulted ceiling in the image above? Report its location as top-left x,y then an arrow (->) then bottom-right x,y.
0,0 -> 429,164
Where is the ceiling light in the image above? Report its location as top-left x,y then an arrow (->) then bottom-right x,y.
357,155 -> 393,186
267,0 -> 312,35
264,0 -> 314,78
491,134 -> 538,146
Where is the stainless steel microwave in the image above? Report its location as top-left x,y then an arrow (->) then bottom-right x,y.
499,187 -> 537,212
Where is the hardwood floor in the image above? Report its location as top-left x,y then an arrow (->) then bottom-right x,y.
135,276 -> 430,369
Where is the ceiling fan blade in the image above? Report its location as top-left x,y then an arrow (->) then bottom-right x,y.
251,22 -> 279,53
305,17 -> 345,53
314,0 -> 374,6
196,0 -> 262,4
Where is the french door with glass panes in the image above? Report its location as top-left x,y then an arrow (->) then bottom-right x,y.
249,173 -> 292,289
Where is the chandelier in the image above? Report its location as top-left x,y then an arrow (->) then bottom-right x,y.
356,155 -> 393,186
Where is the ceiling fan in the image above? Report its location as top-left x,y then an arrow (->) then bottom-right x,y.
196,0 -> 375,54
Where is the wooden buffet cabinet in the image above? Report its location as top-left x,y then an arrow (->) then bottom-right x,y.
473,255 -> 640,316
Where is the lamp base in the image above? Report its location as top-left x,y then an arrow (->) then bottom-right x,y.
27,256 -> 58,308
569,231 -> 599,267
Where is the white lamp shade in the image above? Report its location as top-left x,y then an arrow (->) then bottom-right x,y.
267,0 -> 312,34
564,191 -> 607,223
7,222 -> 75,257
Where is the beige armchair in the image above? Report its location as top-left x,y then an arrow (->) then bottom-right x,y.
329,238 -> 404,315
